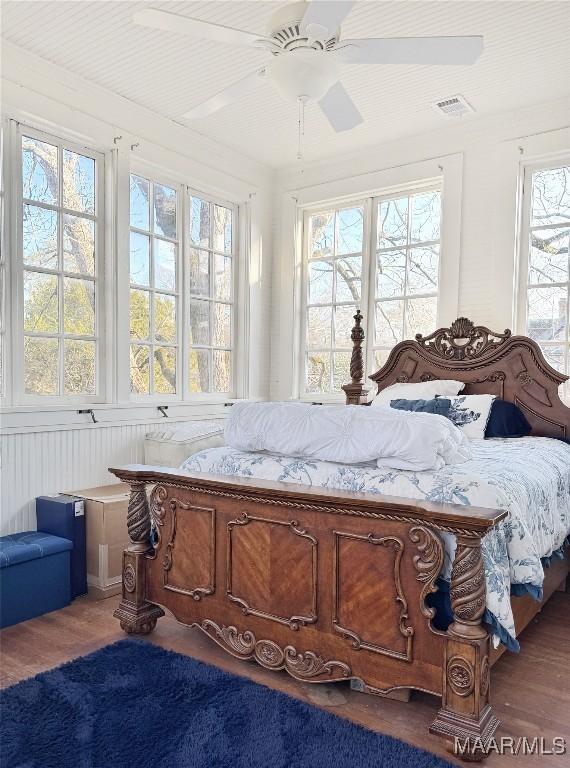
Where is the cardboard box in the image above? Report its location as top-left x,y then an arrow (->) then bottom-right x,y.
64,483 -> 130,599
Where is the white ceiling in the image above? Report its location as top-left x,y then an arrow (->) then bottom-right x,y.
2,1 -> 569,168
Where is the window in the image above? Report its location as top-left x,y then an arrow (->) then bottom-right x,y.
520,162 -> 570,396
0,126 -> 5,398
129,174 -> 179,396
20,129 -> 103,399
374,189 -> 441,369
302,186 -> 442,395
188,195 -> 234,394
305,206 -> 364,393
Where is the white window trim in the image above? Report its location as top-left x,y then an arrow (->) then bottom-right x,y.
11,121 -> 107,406
296,176 -> 452,401
515,154 -> 570,398
278,154 -> 462,403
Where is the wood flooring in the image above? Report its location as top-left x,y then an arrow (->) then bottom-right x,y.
1,592 -> 568,767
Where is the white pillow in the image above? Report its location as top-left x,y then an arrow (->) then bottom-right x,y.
371,380 -> 465,407
446,394 -> 496,439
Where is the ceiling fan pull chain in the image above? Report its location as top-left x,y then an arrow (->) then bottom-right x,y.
297,96 -> 307,161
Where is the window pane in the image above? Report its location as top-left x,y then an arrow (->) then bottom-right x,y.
24,337 -> 58,395
130,289 -> 150,340
63,215 -> 95,275
410,191 -> 441,243
130,232 -> 150,286
64,339 -> 95,394
214,254 -> 232,301
407,246 -> 440,295
155,239 -> 176,291
153,346 -> 176,394
336,257 -> 361,302
189,300 -> 210,345
190,249 -> 210,296
154,293 -> 176,343
332,351 -> 351,391
374,349 -> 390,371
527,286 -> 567,341
189,348 -> 210,393
190,197 -> 210,248
308,306 -> 332,348
63,277 -> 95,335
406,296 -> 438,338
539,344 -> 566,374
130,175 -> 149,230
153,184 -> 176,238
63,150 -> 95,215
23,204 -> 58,269
24,271 -> 58,332
310,213 -> 334,259
130,344 -> 150,394
213,302 -> 231,347
213,349 -> 231,392
309,260 -> 333,304
22,136 -> 58,204
531,167 -> 570,227
375,300 -> 404,346
378,197 -> 408,249
213,205 -> 232,253
377,250 -> 406,298
334,305 -> 356,348
306,352 -> 331,393
528,228 -> 569,284
337,207 -> 363,255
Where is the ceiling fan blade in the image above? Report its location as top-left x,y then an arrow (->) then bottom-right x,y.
133,8 -> 266,48
336,36 -> 484,65
301,2 -> 355,37
318,81 -> 363,132
183,68 -> 267,120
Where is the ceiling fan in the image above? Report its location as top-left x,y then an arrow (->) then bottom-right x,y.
134,1 -> 483,133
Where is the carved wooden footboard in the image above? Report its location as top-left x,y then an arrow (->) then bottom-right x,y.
109,465 -> 506,760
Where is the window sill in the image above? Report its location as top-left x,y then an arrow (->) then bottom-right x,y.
0,398 -> 248,434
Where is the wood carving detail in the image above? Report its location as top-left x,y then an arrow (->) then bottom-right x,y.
480,655 -> 490,697
123,564 -> 136,593
333,532 -> 414,661
409,526 -> 444,619
227,513 -> 317,630
415,317 -> 511,361
200,620 -> 352,681
163,498 -> 216,601
450,542 -> 486,630
127,482 -> 152,551
447,655 -> 475,697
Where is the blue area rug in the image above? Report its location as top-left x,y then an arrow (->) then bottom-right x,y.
1,639 -> 452,768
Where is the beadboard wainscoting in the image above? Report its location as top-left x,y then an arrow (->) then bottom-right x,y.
0,419 -> 213,535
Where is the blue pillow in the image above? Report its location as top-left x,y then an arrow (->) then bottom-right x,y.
484,399 -> 531,438
389,398 -> 452,417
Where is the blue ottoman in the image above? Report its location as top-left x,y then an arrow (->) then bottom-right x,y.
0,532 -> 73,628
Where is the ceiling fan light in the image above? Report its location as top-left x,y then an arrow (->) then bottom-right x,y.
269,49 -> 339,102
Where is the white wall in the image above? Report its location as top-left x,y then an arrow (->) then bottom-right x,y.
270,98 -> 570,400
0,43 -> 275,533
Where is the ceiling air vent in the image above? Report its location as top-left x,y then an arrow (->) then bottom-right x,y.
431,94 -> 475,118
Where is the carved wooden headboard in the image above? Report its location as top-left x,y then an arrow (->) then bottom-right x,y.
342,312 -> 570,439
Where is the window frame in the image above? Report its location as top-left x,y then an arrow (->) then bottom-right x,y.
128,169 -> 183,402
298,182 -> 443,400
185,184 -> 238,401
516,156 -> 570,398
13,123 -> 106,405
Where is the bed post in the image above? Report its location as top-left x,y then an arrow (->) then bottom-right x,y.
342,309 -> 370,405
113,478 -> 164,634
429,534 -> 499,760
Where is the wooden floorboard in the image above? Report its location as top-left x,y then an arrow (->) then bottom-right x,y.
1,592 -> 569,766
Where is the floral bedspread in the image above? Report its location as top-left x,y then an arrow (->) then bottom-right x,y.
181,438 -> 570,645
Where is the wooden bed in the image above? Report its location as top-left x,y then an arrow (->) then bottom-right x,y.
109,315 -> 569,760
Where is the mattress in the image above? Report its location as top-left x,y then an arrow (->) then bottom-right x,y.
181,438 -> 570,647
144,419 -> 225,467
